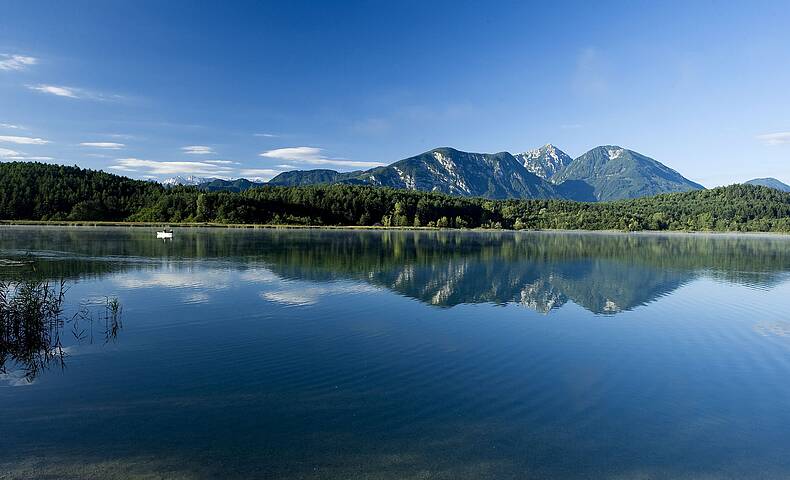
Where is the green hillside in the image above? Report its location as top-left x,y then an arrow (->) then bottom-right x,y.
553,146 -> 704,201
1,161 -> 789,232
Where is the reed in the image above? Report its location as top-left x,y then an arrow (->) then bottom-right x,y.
0,278 -> 122,383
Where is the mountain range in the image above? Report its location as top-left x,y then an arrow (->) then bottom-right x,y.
173,144 -> 710,202
744,177 -> 790,192
161,175 -> 216,187
266,144 -> 706,201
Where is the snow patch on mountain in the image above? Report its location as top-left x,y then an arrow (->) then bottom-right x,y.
394,166 -> 415,189
432,150 -> 470,194
433,151 -> 456,174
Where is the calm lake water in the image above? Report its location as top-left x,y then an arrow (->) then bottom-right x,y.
2,226 -> 790,479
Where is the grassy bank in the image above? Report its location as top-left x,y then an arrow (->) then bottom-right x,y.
0,220 -> 441,230
4,220 -> 790,237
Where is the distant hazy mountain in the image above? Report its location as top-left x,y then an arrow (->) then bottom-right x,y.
744,177 -> 790,192
268,169 -> 361,186
199,178 -> 265,192
553,146 -> 704,201
513,144 -> 573,180
162,175 -> 215,187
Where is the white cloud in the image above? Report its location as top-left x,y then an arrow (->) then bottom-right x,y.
181,145 -> 214,155
109,158 -> 234,176
27,84 -> 123,101
80,142 -> 125,149
105,133 -> 136,140
0,123 -> 24,130
27,84 -> 79,98
106,164 -> 136,172
205,160 -> 238,164
0,54 -> 37,71
276,164 -> 298,169
260,146 -> 384,169
0,135 -> 49,145
254,133 -> 278,137
260,146 -> 323,162
0,147 -> 21,157
0,147 -> 53,161
757,132 -> 790,146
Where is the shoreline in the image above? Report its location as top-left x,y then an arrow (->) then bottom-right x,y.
0,220 -> 437,230
1,220 -> 789,237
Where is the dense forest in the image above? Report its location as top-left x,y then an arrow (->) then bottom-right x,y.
1,161 -> 790,232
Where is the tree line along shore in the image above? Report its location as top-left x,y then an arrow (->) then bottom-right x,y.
1,162 -> 790,233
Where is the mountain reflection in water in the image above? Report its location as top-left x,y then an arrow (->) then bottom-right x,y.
1,227 -> 788,315
3,226 -> 790,479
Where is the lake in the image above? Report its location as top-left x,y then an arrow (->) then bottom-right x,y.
2,226 -> 790,479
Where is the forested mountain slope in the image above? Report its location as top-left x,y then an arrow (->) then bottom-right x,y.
553,146 -> 704,201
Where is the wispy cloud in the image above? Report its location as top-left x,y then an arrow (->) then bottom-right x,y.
0,147 -> 21,158
276,164 -> 298,170
0,147 -> 53,161
109,158 -> 233,176
80,142 -> 125,149
572,47 -> 609,97
757,132 -> 790,146
239,168 -> 282,180
351,117 -> 391,135
0,123 -> 25,130
181,145 -> 215,155
27,84 -> 123,101
260,146 -> 383,169
254,133 -> 279,138
0,135 -> 49,145
205,160 -> 238,164
260,147 -> 322,162
15,156 -> 54,161
0,54 -> 37,71
27,84 -> 78,98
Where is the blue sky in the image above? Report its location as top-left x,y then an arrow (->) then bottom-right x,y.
1,0 -> 789,185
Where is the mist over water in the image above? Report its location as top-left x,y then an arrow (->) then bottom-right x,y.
2,226 -> 790,479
